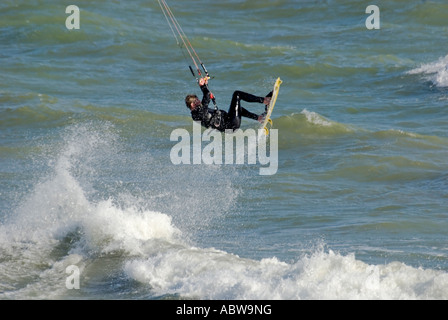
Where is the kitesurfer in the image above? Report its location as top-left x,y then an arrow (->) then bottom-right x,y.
185,77 -> 272,132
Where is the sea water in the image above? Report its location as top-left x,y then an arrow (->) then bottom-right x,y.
1,0 -> 448,300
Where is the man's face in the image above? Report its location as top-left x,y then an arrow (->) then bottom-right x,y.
190,98 -> 201,110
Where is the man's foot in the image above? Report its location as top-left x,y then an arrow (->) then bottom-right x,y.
263,91 -> 273,111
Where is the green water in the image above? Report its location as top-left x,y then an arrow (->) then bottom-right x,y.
1,0 -> 448,299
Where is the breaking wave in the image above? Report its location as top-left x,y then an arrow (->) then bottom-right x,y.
407,54 -> 448,88
1,123 -> 447,300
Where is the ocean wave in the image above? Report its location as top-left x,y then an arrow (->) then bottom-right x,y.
1,122 -> 447,300
4,162 -> 447,299
0,95 -> 186,134
275,109 -> 353,135
0,123 -> 182,298
0,122 -> 238,298
124,245 -> 448,300
407,54 -> 448,88
274,109 -> 448,147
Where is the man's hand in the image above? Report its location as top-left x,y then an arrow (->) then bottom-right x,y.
199,77 -> 209,86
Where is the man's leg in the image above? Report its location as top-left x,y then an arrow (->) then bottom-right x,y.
227,91 -> 265,130
227,91 -> 242,130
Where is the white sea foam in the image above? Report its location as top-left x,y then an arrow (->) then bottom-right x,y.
0,124 -> 181,298
408,54 -> 448,88
2,123 -> 447,300
301,109 -> 333,127
124,247 -> 448,300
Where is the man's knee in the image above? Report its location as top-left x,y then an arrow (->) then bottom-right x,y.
233,91 -> 244,98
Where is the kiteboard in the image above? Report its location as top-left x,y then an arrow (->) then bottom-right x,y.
259,77 -> 282,136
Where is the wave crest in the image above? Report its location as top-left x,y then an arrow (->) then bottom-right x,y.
407,55 -> 448,88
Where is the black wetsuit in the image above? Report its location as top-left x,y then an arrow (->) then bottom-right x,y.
191,84 -> 265,132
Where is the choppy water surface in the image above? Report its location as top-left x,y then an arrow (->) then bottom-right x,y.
1,0 -> 448,299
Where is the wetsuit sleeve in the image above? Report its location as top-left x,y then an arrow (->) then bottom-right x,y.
200,85 -> 211,109
190,84 -> 213,128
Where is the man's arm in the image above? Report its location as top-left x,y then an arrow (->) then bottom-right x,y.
192,78 -> 213,128
200,84 -> 211,109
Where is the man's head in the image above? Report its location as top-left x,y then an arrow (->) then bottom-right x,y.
185,94 -> 201,110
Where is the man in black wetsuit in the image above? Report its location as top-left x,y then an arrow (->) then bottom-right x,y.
185,77 -> 271,132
